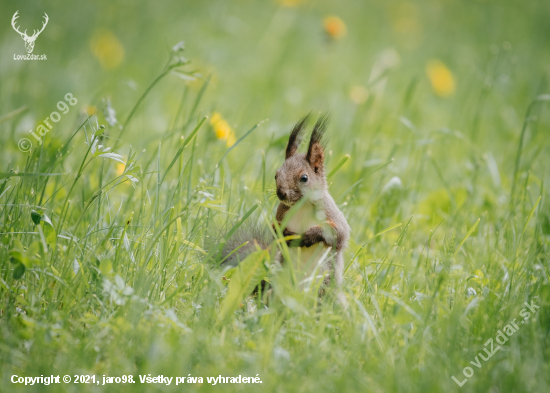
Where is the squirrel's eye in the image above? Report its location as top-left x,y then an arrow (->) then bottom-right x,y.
300,174 -> 308,183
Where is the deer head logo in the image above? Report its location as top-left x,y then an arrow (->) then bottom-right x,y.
11,11 -> 49,54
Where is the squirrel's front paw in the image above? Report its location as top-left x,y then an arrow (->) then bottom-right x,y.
299,227 -> 328,248
299,233 -> 318,248
283,229 -> 300,247
283,228 -> 296,237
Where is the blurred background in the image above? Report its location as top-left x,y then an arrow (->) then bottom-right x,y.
2,0 -> 550,232
2,0 -> 550,218
2,0 -> 550,155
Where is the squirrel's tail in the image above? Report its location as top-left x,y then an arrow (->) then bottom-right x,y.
214,223 -> 273,267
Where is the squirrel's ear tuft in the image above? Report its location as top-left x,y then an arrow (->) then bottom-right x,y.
306,114 -> 329,173
286,114 -> 311,159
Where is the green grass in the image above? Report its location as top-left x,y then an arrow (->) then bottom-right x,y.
1,0 -> 550,392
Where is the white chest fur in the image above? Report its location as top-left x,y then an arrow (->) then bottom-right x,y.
285,202 -> 331,273
286,202 -> 323,233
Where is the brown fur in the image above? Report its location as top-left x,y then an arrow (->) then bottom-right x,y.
275,114 -> 351,303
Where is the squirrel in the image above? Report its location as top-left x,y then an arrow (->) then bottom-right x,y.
274,114 -> 350,297
220,114 -> 351,301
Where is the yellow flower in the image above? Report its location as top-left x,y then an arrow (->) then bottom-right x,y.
210,112 -> 222,125
215,121 -> 231,140
210,112 -> 236,147
277,0 -> 304,6
116,162 -> 125,177
349,86 -> 369,105
90,29 -> 125,70
324,16 -> 347,39
426,60 -> 456,97
83,105 -> 97,115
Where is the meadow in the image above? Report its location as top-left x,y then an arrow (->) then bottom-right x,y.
1,0 -> 549,392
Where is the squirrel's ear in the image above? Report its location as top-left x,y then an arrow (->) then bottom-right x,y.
306,115 -> 328,173
286,114 -> 310,159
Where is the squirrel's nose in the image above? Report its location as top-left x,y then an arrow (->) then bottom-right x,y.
277,189 -> 287,200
